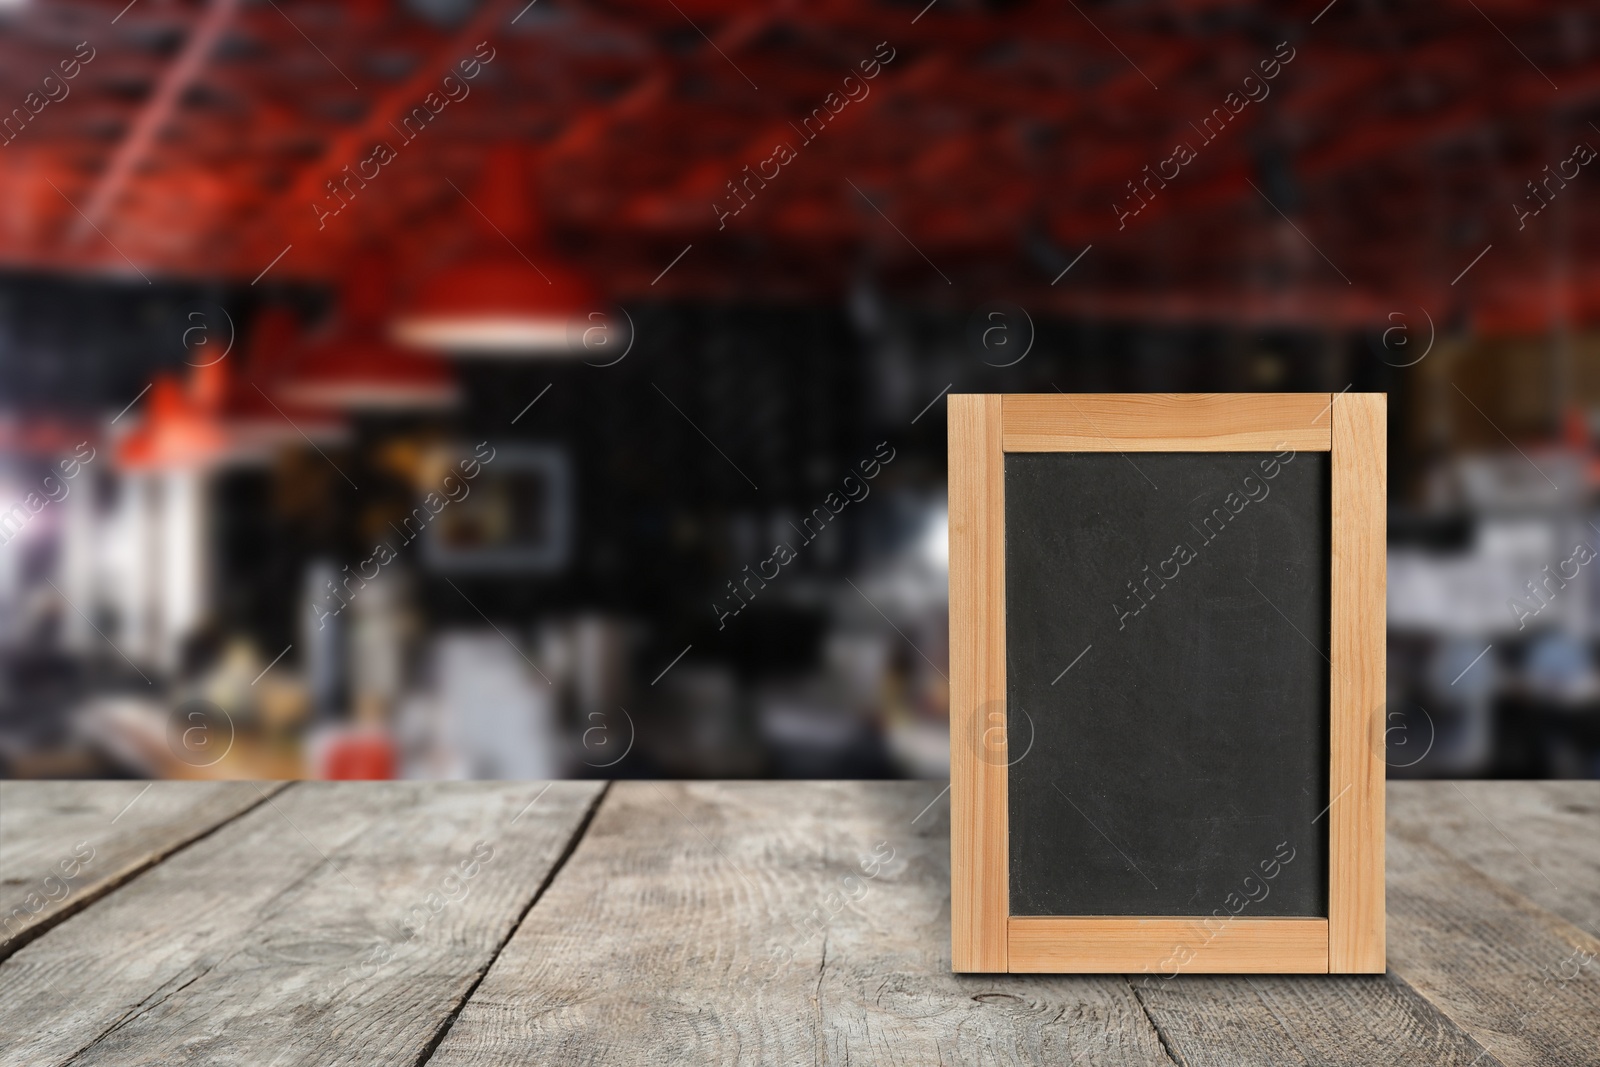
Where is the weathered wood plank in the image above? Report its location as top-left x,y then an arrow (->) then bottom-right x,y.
426,781 -> 1179,1066
1129,972 -> 1494,1067
0,780 -> 1592,1067
1385,806 -> 1600,1067
0,781 -> 603,1067
1390,781 -> 1600,939
0,781 -> 283,958
1144,783 -> 1600,1067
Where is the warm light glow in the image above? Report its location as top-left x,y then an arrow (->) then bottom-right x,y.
391,316 -> 578,356
279,382 -> 461,410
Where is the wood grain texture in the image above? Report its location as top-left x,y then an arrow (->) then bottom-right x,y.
0,780 -> 1592,1066
1130,973 -> 1494,1067
1008,918 -> 1327,974
0,781 -> 282,959
1001,393 -> 1333,452
948,393 -> 1008,973
1389,781 -> 1600,940
0,781 -> 603,1067
1328,391 -> 1386,973
1386,810 -> 1600,1067
426,781 -> 1180,1066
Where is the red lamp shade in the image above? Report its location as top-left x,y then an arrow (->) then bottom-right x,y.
391,143 -> 601,356
115,376 -> 230,470
390,253 -> 599,355
117,310 -> 352,469
279,334 -> 460,411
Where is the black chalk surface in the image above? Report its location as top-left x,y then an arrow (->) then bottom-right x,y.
1006,450 -> 1329,917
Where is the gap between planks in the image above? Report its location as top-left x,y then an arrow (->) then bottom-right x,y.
411,780 -> 613,1067
1124,978 -> 1185,1067
0,781 -> 293,965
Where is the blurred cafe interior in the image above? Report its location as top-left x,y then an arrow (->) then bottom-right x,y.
0,0 -> 1597,780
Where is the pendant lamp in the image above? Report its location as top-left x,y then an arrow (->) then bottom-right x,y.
391,144 -> 601,356
280,254 -> 460,410
114,372 -> 231,470
117,309 -> 353,470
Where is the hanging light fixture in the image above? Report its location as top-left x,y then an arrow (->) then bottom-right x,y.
280,336 -> 462,408
390,256 -> 598,354
117,308 -> 354,470
391,143 -> 602,356
114,373 -> 231,470
280,254 -> 461,410
222,306 -> 348,456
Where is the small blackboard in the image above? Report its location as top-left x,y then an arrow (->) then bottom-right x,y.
1005,450 -> 1329,917
949,394 -> 1386,975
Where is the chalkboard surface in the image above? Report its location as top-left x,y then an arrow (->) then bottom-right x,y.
1006,450 -> 1329,917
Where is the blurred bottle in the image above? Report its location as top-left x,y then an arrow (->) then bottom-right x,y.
302,559 -> 346,720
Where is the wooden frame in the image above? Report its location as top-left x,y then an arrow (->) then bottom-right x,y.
949,393 -> 1385,974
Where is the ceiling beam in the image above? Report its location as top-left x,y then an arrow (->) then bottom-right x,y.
72,0 -> 240,241
240,0 -> 518,263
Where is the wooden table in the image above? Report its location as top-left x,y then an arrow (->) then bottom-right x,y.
1,781 -> 1596,1066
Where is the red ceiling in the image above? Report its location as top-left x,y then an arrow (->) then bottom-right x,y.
2,0 -> 1598,331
